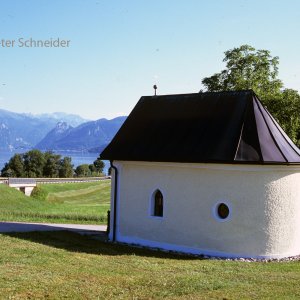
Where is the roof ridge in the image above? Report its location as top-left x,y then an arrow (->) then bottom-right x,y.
142,89 -> 254,98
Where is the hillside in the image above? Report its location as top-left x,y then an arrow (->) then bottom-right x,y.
0,181 -> 110,224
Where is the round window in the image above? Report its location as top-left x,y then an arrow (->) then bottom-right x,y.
217,203 -> 229,219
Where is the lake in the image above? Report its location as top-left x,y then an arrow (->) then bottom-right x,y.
0,150 -> 110,175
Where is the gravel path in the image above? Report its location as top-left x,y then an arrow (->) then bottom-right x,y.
0,221 -> 107,235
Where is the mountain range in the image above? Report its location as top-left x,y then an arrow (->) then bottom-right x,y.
36,117 -> 126,152
0,109 -> 126,153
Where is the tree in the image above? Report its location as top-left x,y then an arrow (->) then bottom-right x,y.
43,151 -> 61,178
202,45 -> 283,99
59,157 -> 74,178
23,150 -> 45,177
1,163 -> 14,177
1,150 -> 75,178
89,164 -> 96,174
202,44 -> 300,146
266,89 -> 300,143
1,153 -> 24,177
93,156 -> 105,175
75,164 -> 91,177
9,154 -> 25,177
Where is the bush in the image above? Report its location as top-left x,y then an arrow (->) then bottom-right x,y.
31,186 -> 48,200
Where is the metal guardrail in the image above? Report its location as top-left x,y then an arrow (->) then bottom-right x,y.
0,177 -> 8,184
8,178 -> 37,185
0,176 -> 111,185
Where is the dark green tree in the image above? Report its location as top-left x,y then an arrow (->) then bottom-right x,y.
1,153 -> 24,177
1,163 -> 14,177
75,164 -> 91,177
43,151 -> 61,178
266,89 -> 300,143
89,164 -> 97,174
202,44 -> 300,146
93,156 -> 105,175
1,151 -> 75,178
9,154 -> 25,177
58,157 -> 74,178
23,149 -> 45,178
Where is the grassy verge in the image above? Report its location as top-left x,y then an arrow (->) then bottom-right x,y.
0,181 -> 110,224
1,231 -> 300,299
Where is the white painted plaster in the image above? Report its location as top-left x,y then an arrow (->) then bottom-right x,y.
110,161 -> 300,258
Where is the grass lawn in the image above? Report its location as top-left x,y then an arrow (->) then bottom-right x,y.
0,231 -> 300,299
0,181 -> 110,224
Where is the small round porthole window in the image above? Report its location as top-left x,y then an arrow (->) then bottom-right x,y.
213,202 -> 231,222
217,203 -> 229,219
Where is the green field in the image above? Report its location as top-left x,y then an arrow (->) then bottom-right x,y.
0,181 -> 110,224
0,231 -> 300,299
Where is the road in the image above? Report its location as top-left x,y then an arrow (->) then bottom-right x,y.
0,221 -> 107,236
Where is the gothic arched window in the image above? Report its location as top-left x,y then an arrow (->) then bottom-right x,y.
152,190 -> 163,217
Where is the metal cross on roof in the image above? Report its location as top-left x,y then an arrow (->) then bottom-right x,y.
153,84 -> 157,96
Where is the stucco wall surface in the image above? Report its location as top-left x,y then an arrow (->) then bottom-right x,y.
112,161 -> 300,258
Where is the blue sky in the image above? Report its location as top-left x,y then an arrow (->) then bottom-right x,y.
0,0 -> 299,120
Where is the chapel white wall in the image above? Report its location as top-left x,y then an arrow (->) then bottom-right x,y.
112,161 -> 300,258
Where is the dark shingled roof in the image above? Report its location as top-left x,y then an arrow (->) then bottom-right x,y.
100,90 -> 300,164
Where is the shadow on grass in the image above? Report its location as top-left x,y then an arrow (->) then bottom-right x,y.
1,230 -> 199,260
